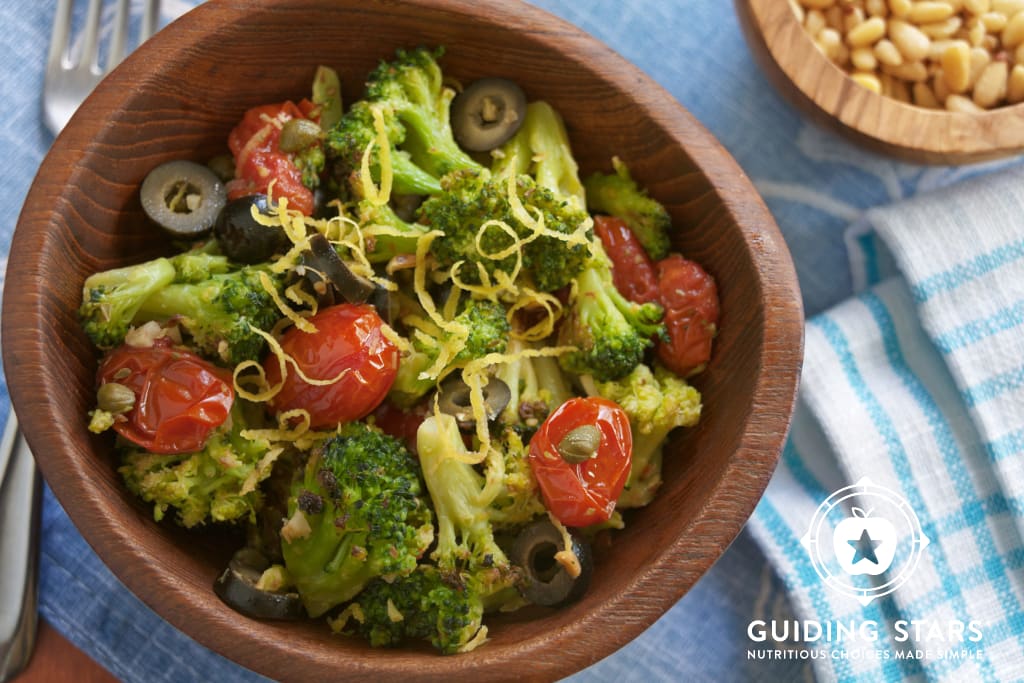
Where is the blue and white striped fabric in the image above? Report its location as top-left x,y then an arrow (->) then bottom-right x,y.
749,169 -> 1024,682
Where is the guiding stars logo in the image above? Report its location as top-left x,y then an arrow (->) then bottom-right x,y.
801,477 -> 930,605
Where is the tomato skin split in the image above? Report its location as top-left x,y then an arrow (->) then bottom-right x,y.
264,304 -> 399,430
96,339 -> 235,454
529,397 -> 632,527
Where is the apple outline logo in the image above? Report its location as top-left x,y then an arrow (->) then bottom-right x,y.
832,506 -> 898,576
801,477 -> 930,606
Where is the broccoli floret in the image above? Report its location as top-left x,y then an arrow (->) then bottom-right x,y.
354,195 -> 427,264
118,400 -> 274,528
584,157 -> 672,260
134,265 -> 284,365
419,169 -> 591,291
168,243 -> 231,282
79,257 -> 177,350
486,427 -> 546,529
416,414 -> 520,591
591,363 -> 701,508
364,47 -> 481,179
354,566 -> 485,654
557,243 -> 666,382
281,423 -> 434,618
326,100 -> 442,197
389,298 -> 510,407
350,419 -> 534,654
294,144 -> 325,189
389,343 -> 438,409
492,101 -> 585,208
80,249 -> 284,365
452,298 -> 511,360
495,339 -> 573,431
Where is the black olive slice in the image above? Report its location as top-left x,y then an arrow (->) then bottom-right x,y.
436,375 -> 511,430
510,519 -> 593,607
370,285 -> 397,326
140,160 -> 227,237
213,194 -> 289,264
213,548 -> 305,620
451,78 -> 527,152
300,233 -> 376,304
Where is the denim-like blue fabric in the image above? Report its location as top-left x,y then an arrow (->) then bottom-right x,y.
4,1 -> 1015,681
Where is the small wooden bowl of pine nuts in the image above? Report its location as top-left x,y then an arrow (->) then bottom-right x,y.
735,0 -> 1024,163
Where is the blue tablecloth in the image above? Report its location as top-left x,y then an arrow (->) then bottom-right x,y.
3,1 -> 1018,681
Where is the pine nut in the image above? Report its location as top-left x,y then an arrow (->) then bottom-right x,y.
867,0 -> 889,16
795,0 -> 1024,109
910,2 -> 956,23
993,0 -> 1024,15
1003,11 -> 1024,47
946,93 -> 986,110
818,27 -> 844,59
875,38 -> 906,64
942,41 -> 974,90
847,16 -> 888,45
969,18 -> 989,43
1007,62 -> 1024,100
806,9 -> 828,36
852,46 -> 881,69
845,7 -> 867,33
980,11 -> 1009,31
851,71 -> 884,92
969,45 -> 993,86
890,20 -> 933,60
889,0 -> 913,17
919,16 -> 964,38
973,60 -> 1009,105
883,60 -> 931,80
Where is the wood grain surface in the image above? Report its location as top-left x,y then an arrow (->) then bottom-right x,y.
3,1 -> 803,681
736,0 -> 1024,164
14,621 -> 116,683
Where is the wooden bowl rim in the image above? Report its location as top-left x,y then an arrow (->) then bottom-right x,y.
6,0 -> 804,679
738,0 -> 1024,164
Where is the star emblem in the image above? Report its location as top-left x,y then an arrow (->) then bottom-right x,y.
848,528 -> 882,564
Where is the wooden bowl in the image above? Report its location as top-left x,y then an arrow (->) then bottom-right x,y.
4,0 -> 803,680
736,0 -> 1024,164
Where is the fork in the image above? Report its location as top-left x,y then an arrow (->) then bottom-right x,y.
43,0 -> 161,135
0,2 -> 161,680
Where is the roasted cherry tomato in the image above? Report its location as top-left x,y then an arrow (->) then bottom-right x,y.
96,339 -> 234,454
228,150 -> 314,216
655,254 -> 720,376
593,215 -> 659,304
227,100 -> 316,216
264,304 -> 399,429
528,397 -> 632,527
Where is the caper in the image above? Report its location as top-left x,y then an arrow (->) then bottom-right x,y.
97,382 -> 135,414
557,424 -> 601,464
207,154 -> 236,183
278,118 -> 322,153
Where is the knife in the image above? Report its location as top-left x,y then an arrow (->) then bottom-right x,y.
0,413 -> 41,682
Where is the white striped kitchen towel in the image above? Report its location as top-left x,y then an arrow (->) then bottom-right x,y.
748,169 -> 1024,682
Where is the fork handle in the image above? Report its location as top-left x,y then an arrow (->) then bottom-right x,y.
0,415 -> 41,683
